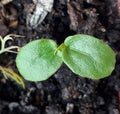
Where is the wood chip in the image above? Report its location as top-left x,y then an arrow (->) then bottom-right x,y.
26,0 -> 54,28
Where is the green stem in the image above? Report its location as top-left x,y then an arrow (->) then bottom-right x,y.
54,43 -> 66,55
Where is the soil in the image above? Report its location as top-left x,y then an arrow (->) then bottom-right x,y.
0,0 -> 120,114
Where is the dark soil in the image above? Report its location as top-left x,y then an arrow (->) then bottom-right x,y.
0,0 -> 120,114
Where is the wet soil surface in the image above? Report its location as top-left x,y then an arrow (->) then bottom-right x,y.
0,0 -> 120,114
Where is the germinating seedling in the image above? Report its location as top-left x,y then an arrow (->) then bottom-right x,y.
16,34 -> 116,81
0,34 -> 25,88
0,34 -> 20,54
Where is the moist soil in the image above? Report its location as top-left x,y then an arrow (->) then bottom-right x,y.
0,0 -> 120,114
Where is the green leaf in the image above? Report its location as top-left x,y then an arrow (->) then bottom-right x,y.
62,34 -> 116,79
16,39 -> 63,81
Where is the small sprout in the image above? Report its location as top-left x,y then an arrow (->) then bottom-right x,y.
0,34 -> 25,88
54,43 -> 66,55
0,34 -> 23,54
0,66 -> 25,88
16,34 -> 116,81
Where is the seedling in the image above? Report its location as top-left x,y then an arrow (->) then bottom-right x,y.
0,34 -> 25,88
16,34 -> 116,81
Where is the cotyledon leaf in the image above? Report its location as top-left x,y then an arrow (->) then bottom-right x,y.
62,34 -> 116,79
16,39 -> 63,81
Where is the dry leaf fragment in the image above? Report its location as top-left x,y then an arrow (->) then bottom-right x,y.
0,66 -> 25,88
67,1 -> 83,31
0,2 -> 18,28
1,0 -> 12,5
26,0 -> 54,28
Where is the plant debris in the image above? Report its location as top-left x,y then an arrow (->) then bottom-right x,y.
26,0 -> 54,28
67,0 -> 83,31
0,66 -> 25,88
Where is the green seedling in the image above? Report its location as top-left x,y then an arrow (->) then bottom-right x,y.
0,34 -> 25,88
16,34 -> 116,81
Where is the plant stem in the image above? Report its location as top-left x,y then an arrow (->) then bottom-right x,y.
54,43 -> 66,55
